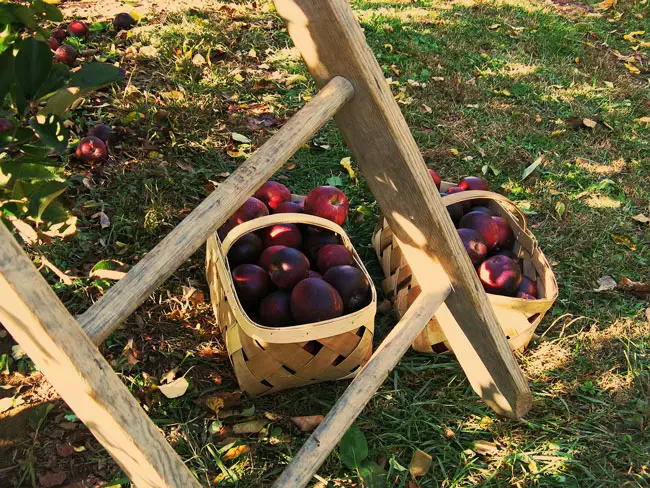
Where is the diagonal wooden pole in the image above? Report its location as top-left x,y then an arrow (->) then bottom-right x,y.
274,0 -> 532,420
0,224 -> 201,488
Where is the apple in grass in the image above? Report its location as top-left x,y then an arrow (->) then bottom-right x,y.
323,265 -> 372,313
90,124 -> 116,144
478,255 -> 522,296
459,211 -> 499,250
51,28 -> 67,41
259,290 -> 293,327
261,223 -> 302,249
254,181 -> 291,211
232,264 -> 272,310
457,228 -> 487,266
67,20 -> 89,38
291,278 -> 343,324
113,12 -> 137,31
317,244 -> 353,273
54,45 -> 78,66
267,248 -> 310,289
227,232 -> 264,268
76,136 -> 107,163
304,186 -> 349,226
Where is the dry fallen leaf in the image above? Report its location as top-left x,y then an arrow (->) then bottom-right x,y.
38,472 -> 67,488
611,233 -> 637,250
340,157 -> 358,184
409,448 -> 432,477
291,415 -> 324,431
285,74 -> 307,86
474,440 -> 499,456
595,0 -> 617,10
624,63 -> 641,74
176,160 -> 194,172
624,31 -> 646,42
421,103 -> 432,113
618,277 -> 650,297
594,276 -> 617,292
634,117 -> 650,124
223,444 -> 250,460
231,132 -> 251,144
645,308 -> 650,322
158,377 -> 189,399
89,269 -> 127,281
56,443 -> 74,458
91,211 -> 111,229
232,420 -> 268,434
582,118 -> 597,128
632,214 -> 650,224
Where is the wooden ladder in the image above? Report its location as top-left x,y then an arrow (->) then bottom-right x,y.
0,1 -> 532,486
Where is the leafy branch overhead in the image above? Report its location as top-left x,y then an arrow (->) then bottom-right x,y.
1,1 -> 124,232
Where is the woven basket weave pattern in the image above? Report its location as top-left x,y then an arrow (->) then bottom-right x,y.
207,213 -> 376,396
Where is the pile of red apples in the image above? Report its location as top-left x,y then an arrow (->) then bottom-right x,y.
429,170 -> 538,299
220,182 -> 372,327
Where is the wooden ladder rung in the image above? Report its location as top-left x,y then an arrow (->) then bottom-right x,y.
78,76 -> 354,346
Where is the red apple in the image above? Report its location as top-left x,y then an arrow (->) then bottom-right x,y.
258,245 -> 288,271
48,37 -> 60,50
459,211 -> 499,250
76,136 -> 107,163
317,244 -> 353,273
428,169 -> 441,189
261,223 -> 302,249
254,181 -> 291,211
232,264 -> 272,310
457,228 -> 487,266
493,216 -> 515,250
268,248 -> 310,289
478,255 -> 522,296
470,205 -> 494,216
220,197 -> 269,238
54,45 -> 77,66
517,276 -> 538,298
227,232 -> 264,268
291,278 -> 343,324
113,12 -> 137,31
308,270 -> 322,279
304,186 -> 349,226
274,201 -> 304,214
516,292 -> 536,300
51,28 -> 67,41
446,186 -> 465,194
67,20 -> 89,38
458,176 -> 489,191
260,290 -> 293,327
323,265 -> 372,313
304,228 -> 340,262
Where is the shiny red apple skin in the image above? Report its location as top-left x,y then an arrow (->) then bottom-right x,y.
458,176 -> 489,191
304,186 -> 349,226
478,255 -> 522,296
254,181 -> 291,211
459,211 -> 499,250
428,169 -> 441,189
76,136 -> 107,163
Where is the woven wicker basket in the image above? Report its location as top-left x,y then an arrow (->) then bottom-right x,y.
372,183 -> 558,354
206,213 -> 376,396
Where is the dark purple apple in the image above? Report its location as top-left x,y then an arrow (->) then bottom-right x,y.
90,124 -> 115,144
446,202 -> 464,225
304,228 -> 340,262
491,248 -> 520,261
458,176 -> 489,191
113,12 -> 137,31
291,278 -> 343,324
261,223 -> 302,249
48,36 -> 60,50
76,136 -> 107,163
470,205 -> 494,216
227,232 -> 264,268
268,247 -> 310,289
304,186 -> 349,226
232,264 -> 272,309
459,211 -> 499,250
493,216 -> 515,249
254,181 -> 291,211
517,276 -> 538,298
258,245 -> 288,271
478,255 -> 522,296
220,197 -> 269,238
308,270 -> 322,279
274,201 -> 304,214
51,28 -> 67,41
317,244 -> 353,273
323,265 -> 372,313
259,290 -> 293,327
457,228 -> 487,266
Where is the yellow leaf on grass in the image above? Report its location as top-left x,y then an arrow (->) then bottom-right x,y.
129,11 -> 142,21
583,118 -> 597,128
489,24 -> 500,30
611,233 -> 637,250
409,449 -> 432,477
340,157 -> 358,184
634,116 -> 650,124
632,214 -> 650,224
384,44 -> 393,52
285,74 -> 307,87
595,0 -> 616,11
223,445 -> 250,460
232,420 -> 267,434
158,377 -> 189,399
233,73 -> 245,82
449,148 -> 460,156
624,31 -> 645,42
624,63 -> 641,74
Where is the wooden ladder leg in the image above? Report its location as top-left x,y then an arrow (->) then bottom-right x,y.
274,0 -> 532,419
0,224 -> 201,488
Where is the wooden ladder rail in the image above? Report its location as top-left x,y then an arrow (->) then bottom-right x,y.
77,76 -> 354,345
0,77 -> 353,488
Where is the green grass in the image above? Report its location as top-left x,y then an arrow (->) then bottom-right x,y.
3,0 -> 650,486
